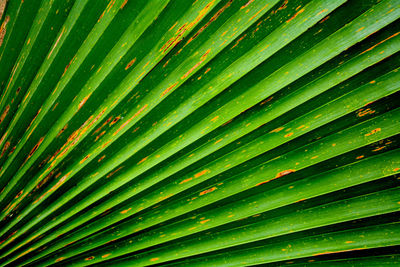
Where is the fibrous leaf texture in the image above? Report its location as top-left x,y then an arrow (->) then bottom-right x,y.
0,0 -> 399,266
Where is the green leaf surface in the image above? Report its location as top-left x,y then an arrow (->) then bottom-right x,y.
0,0 -> 399,266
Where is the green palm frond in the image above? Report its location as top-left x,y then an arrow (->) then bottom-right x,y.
0,0 -> 399,266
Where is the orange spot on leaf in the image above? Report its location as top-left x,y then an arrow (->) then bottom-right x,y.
125,58 -> 136,70
80,154 -> 91,164
179,177 -> 192,184
194,169 -> 209,178
365,128 -> 381,137
361,32 -> 400,54
270,127 -> 284,133
211,116 -> 219,122
0,105 -> 9,124
106,166 -> 123,178
276,169 -> 296,178
199,186 -> 217,196
138,156 -> 148,164
120,0 -> 128,9
357,108 -> 375,117
286,8 -> 304,23
214,138 -> 223,144
78,93 -> 92,110
200,219 -> 210,224
98,155 -> 106,162
356,27 -> 365,32
241,0 -> 254,9
120,208 -> 131,214
161,82 -> 179,97
372,146 -> 385,152
284,132 -> 294,138
55,257 -> 65,262
113,104 -> 148,136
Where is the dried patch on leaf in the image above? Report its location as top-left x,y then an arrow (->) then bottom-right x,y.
199,186 -> 217,196
0,15 -> 10,47
365,128 -> 381,137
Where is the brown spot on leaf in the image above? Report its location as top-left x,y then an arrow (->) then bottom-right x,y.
120,0 -> 128,9
0,0 -> 7,20
95,131 -> 106,141
15,190 -> 23,199
241,0 -> 254,9
48,27 -> 65,58
372,146 -> 385,152
33,171 -> 72,204
63,58 -> 74,76
78,92 -> 92,110
357,108 -> 375,117
181,49 -> 211,79
260,96 -> 273,105
55,257 -> 65,263
185,0 -> 232,48
0,104 -> 9,124
161,82 -> 178,97
365,128 -> 381,137
276,0 -> 288,12
361,32 -> 399,54
286,8 -> 304,23
80,154 -> 91,164
0,15 -> 10,47
98,155 -> 106,162
110,116 -> 121,126
317,9 -> 328,16
27,137 -> 44,159
106,166 -> 123,178
284,132 -> 294,138
125,58 -> 136,70
56,124 -> 68,137
276,169 -> 296,178
0,140 -> 9,157
36,171 -> 53,190
230,34 -> 246,50
249,3 -> 270,21
319,15 -> 330,23
113,104 -> 148,136
199,186 -> 217,196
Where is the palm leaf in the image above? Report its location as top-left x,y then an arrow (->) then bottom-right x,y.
0,0 -> 399,266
